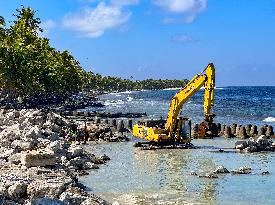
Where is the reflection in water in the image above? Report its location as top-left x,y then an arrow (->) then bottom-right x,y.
80,138 -> 275,205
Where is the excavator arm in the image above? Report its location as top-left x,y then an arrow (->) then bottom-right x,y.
132,63 -> 217,147
165,63 -> 215,137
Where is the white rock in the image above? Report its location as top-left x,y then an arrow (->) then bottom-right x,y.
59,192 -> 86,205
21,149 -> 56,168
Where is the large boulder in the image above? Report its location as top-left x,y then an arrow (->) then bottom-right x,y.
27,177 -> 72,198
213,165 -> 230,174
21,149 -> 56,168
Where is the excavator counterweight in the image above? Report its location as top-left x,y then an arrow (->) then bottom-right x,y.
132,63 -> 218,147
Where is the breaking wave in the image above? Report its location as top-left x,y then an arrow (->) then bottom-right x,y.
263,117 -> 275,122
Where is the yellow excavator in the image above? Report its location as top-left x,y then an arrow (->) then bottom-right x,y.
132,63 -> 218,147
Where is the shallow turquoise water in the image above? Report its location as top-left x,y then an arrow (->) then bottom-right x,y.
81,138 -> 275,205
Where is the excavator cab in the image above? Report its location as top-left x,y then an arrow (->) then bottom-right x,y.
175,117 -> 191,140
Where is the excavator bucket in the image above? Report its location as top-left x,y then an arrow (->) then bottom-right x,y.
198,120 -> 219,138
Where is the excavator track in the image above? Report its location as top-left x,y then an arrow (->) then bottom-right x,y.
134,142 -> 195,150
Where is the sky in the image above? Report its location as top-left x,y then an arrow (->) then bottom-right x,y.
1,0 -> 275,86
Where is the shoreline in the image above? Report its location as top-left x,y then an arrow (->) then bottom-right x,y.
0,108 -> 131,205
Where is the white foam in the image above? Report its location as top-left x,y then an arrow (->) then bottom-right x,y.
163,88 -> 180,91
263,117 -> 275,122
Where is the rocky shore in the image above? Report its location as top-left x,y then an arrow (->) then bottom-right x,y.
0,109 -> 126,205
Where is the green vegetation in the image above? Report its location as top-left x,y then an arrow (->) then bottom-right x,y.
0,7 -> 87,100
86,73 -> 188,92
0,7 -> 188,101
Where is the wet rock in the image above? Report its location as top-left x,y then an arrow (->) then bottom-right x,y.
231,166 -> 251,174
21,149 -> 56,168
213,166 -> 230,174
243,145 -> 258,153
256,135 -> 270,150
235,141 -> 248,150
199,173 -> 218,179
99,154 -> 110,161
261,171 -> 270,175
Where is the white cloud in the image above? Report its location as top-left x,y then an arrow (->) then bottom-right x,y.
152,0 -> 207,22
110,0 -> 139,6
62,2 -> 131,38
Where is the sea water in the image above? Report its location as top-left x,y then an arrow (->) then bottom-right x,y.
80,86 -> 275,205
